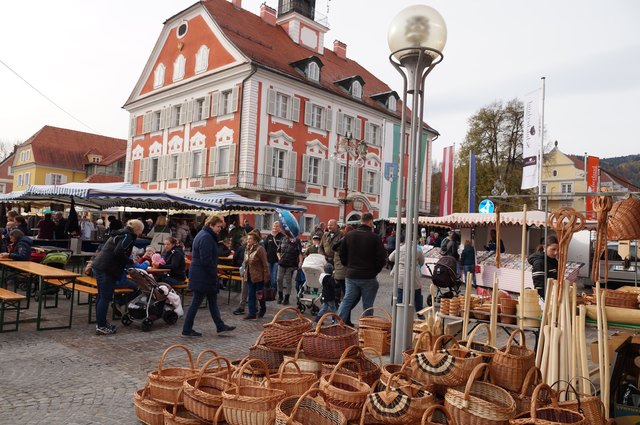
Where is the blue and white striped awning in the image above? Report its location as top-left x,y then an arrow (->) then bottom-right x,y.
181,192 -> 307,212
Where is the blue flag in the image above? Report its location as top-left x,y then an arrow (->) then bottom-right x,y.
468,152 -> 476,213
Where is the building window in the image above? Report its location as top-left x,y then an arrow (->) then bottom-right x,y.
365,122 -> 381,146
338,164 -> 347,189
267,89 -> 300,122
276,93 -> 290,119
191,150 -> 202,178
193,97 -> 209,122
552,170 -> 558,177
169,154 -> 180,180
20,150 -> 30,162
304,216 -> 315,234
261,213 -> 274,231
173,54 -> 186,82
149,158 -> 159,181
217,146 -> 231,175
307,157 -> 321,185
17,174 -> 23,187
271,149 -> 287,178
304,102 -> 332,131
351,81 -> 362,99
171,104 -> 182,127
541,184 -> 547,194
221,90 -> 233,116
177,21 -> 188,38
151,110 -> 162,132
561,183 -> 573,194
387,96 -> 396,112
153,64 -> 165,89
364,170 -> 377,194
195,45 -> 209,74
306,62 -> 320,82
49,174 -> 64,185
24,172 -> 30,186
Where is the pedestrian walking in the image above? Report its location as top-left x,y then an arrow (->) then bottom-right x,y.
243,230 -> 270,320
318,219 -> 340,264
276,234 -> 302,305
182,215 -> 235,337
460,239 -> 477,287
389,235 -> 425,318
264,221 -> 284,293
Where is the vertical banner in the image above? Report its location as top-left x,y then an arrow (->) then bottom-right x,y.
585,155 -> 599,219
440,145 -> 454,215
521,89 -> 542,189
468,152 -> 476,213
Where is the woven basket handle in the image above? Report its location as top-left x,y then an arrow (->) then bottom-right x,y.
195,356 -> 232,389
271,306 -> 305,323
156,344 -> 194,376
359,306 -> 392,322
504,328 -> 527,354
293,339 -> 304,361
421,404 -> 455,425
551,380 -> 585,411
278,359 -> 302,378
195,348 -> 220,368
569,376 -> 598,395
313,312 -> 344,333
465,323 -> 491,347
530,383 -> 561,419
361,346 -> 383,367
140,383 -> 152,400
433,334 -> 460,353
171,387 -> 184,418
253,331 -> 266,346
385,371 -> 412,395
338,345 -> 363,363
287,385 -> 325,425
463,363 -> 490,404
236,358 -> 272,390
519,367 -> 542,397
328,358 -> 362,385
415,330 -> 434,352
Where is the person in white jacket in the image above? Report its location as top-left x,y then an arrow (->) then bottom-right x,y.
389,234 -> 426,318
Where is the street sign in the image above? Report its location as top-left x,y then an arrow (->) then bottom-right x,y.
478,199 -> 495,214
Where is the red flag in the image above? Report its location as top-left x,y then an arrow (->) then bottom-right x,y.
440,145 -> 454,215
585,156 -> 599,219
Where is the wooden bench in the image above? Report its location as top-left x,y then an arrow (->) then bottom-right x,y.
0,288 -> 27,332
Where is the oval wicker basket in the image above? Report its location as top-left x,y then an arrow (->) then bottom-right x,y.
365,371 -> 434,424
509,383 -> 586,425
163,388 -> 208,425
603,289 -> 638,309
263,307 -> 313,352
359,307 -> 392,331
459,323 -> 497,363
275,387 -> 347,425
270,360 -> 317,397
148,344 -> 196,405
182,356 -> 233,422
301,313 -> 358,363
133,385 -> 166,425
490,329 -> 535,393
248,331 -> 285,371
607,195 -> 640,241
321,346 -> 381,387
319,358 -> 371,422
421,404 -> 457,425
284,340 -> 323,379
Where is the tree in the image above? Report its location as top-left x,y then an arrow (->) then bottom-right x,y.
453,99 -> 531,212
0,140 -> 19,162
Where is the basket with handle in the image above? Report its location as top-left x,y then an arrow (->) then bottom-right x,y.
133,384 -> 166,425
359,307 -> 392,331
490,329 -> 535,393
194,349 -> 227,375
270,359 -> 318,397
301,313 -> 359,363
553,379 -> 607,425
319,357 -> 371,421
182,356 -> 234,422
509,383 -> 586,425
459,323 -> 498,363
147,344 -> 196,404
410,334 -> 484,388
284,339 -> 323,378
321,346 -> 382,387
248,331 -> 285,371
218,358 -> 287,425
163,388 -> 208,425
363,370 -> 435,424
231,357 -> 269,387
602,289 -> 638,309
607,194 -> 640,241
275,386 -> 347,425
421,404 -> 457,425
444,363 -> 516,425
263,306 -> 313,352
402,331 -> 435,365
509,367 -> 544,416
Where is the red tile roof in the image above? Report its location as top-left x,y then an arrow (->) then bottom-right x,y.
19,126 -> 126,171
567,154 -> 585,170
84,174 -> 125,183
201,0 -> 436,132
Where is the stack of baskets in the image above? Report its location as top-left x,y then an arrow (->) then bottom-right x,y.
500,298 -> 518,325
358,307 -> 392,355
439,298 -> 451,315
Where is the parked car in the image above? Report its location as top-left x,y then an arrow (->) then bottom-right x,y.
600,241 -> 639,288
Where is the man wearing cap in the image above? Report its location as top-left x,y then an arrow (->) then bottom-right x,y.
318,219 -> 341,264
304,234 -> 321,258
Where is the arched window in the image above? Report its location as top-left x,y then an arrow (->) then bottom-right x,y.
351,80 -> 362,99
173,54 -> 186,82
153,63 -> 165,89
387,96 -> 396,112
195,45 -> 209,74
306,62 -> 320,82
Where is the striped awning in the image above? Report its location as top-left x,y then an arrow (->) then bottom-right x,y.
181,192 -> 307,212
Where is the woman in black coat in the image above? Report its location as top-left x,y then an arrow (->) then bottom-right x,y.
527,235 -> 559,299
182,215 -> 235,337
160,236 -> 186,286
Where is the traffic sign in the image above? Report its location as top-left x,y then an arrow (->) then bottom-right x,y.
478,199 -> 495,214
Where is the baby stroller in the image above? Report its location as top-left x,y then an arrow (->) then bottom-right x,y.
121,268 -> 183,332
297,254 -> 326,316
34,250 -> 73,301
425,255 -> 463,305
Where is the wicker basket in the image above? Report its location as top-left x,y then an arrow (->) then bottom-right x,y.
163,388 -> 208,425
444,363 -> 516,425
359,307 -> 392,331
553,379 -> 607,425
270,360 -> 317,397
509,367 -> 544,416
321,346 -> 382,387
607,194 -> 640,241
421,405 -> 456,425
263,307 -> 313,352
490,329 -> 535,393
602,289 -> 638,309
133,385 -> 166,425
410,334 -> 483,388
364,371 -> 435,424
183,356 -> 233,422
230,357 -> 269,387
284,340 -> 323,379
459,323 -> 497,363
402,331 -> 435,365
147,344 -> 196,405
319,358 -> 371,422
361,327 -> 391,355
509,383 -> 586,425
275,387 -> 347,425
218,359 -> 287,425
301,313 -> 358,363
248,331 -> 285,371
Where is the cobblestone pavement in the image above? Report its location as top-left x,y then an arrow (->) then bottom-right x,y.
0,269 -> 598,424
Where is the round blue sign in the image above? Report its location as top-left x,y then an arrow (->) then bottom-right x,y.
478,199 -> 495,214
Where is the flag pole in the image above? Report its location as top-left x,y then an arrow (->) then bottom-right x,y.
538,77 -> 546,210
451,143 -> 455,214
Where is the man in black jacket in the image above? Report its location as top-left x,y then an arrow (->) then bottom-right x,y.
336,213 -> 387,324
264,221 -> 284,292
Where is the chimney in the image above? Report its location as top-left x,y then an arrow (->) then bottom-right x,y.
260,3 -> 277,26
333,40 -> 347,59
230,0 -> 242,8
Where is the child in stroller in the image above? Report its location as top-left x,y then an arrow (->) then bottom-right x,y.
121,268 -> 183,332
297,253 -> 326,316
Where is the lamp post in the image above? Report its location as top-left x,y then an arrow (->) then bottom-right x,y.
331,131 -> 368,223
388,4 -> 447,363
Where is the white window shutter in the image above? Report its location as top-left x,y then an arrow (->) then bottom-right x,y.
181,152 -> 190,178
129,116 -> 136,137
203,95 -> 211,119
228,144 -> 236,174
45,173 -> 52,185
208,147 -> 217,176
373,171 -> 380,194
231,87 -> 239,113
179,102 -> 188,125
187,100 -> 194,123
263,145 -> 274,186
365,122 -> 372,144
350,165 -> 358,191
125,160 -> 133,183
61,174 -> 68,184
164,105 -> 172,128
199,150 -> 207,176
288,151 -> 297,190
267,89 -> 276,115
174,155 -> 181,180
139,158 -> 148,182
158,109 -> 166,130
334,164 -> 341,188
322,159 -> 330,186
210,92 -> 220,117
292,97 -> 300,122
355,118 -> 362,140
337,113 -> 344,136
325,109 -> 333,132
304,101 -> 312,126
301,154 -> 309,182
143,112 -> 151,133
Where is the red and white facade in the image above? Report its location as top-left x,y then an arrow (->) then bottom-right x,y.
124,0 -> 437,236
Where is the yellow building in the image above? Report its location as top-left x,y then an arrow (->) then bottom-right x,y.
11,126 -> 127,190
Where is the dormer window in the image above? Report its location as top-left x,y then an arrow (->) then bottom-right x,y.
371,91 -> 399,112
334,75 -> 365,100
387,96 -> 397,112
306,62 -> 320,82
290,56 -> 323,83
351,81 -> 362,99
195,45 -> 209,74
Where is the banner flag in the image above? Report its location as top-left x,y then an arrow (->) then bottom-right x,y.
521,89 -> 542,189
469,152 -> 476,213
440,145 -> 454,215
585,156 -> 599,219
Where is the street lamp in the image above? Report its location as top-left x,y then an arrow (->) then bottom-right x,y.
331,131 -> 368,223
388,4 -> 447,363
